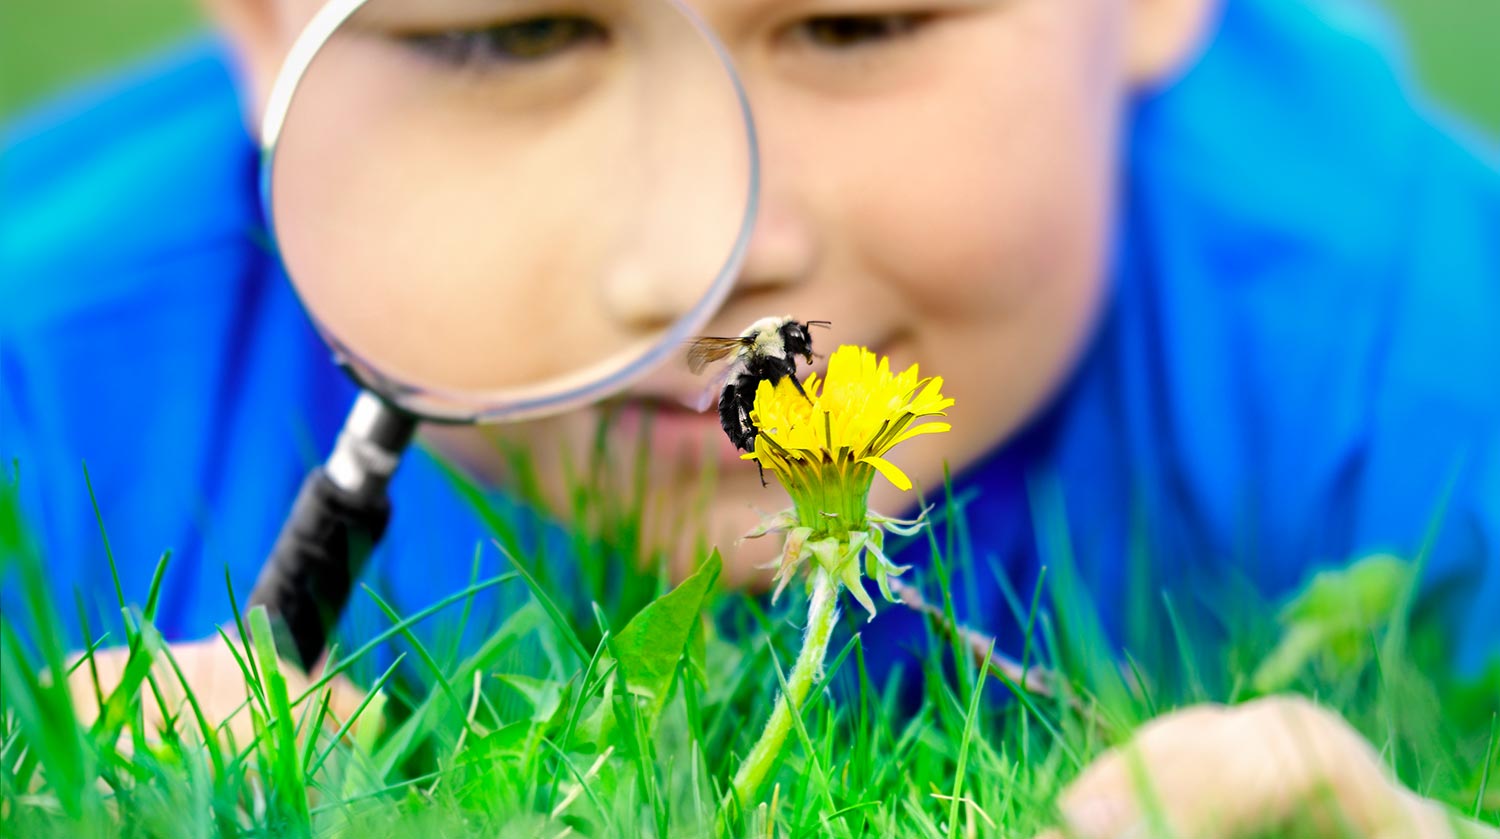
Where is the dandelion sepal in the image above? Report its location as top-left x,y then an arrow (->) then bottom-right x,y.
868,505 -> 933,536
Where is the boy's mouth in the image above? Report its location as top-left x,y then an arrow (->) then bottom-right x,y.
607,397 -> 744,468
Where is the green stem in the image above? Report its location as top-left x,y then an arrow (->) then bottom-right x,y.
728,567 -> 841,811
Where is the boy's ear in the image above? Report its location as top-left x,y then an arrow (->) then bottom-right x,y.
1126,0 -> 1220,87
200,0 -> 286,133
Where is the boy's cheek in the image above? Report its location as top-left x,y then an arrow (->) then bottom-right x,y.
835,19 -> 1119,321
842,113 -> 1114,464
860,156 -> 1110,319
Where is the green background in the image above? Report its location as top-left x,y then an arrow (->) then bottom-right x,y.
1,0 -> 1497,136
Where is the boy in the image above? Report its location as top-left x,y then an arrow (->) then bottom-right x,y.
4,0 -> 1497,834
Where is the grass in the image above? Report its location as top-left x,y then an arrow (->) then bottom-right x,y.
2,434 -> 1497,838
1376,0 -> 1500,137
0,0 -> 202,120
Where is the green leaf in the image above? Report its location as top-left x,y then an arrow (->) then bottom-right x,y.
569,693 -> 615,750
1280,553 -> 1411,629
1251,622 -> 1332,693
475,720 -> 534,755
1254,554 -> 1415,691
606,551 -> 721,730
687,610 -> 708,682
495,674 -> 570,724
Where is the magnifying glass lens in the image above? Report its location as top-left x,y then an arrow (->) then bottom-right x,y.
252,0 -> 755,669
267,0 -> 755,421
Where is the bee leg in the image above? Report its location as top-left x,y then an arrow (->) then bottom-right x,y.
753,441 -> 767,487
746,423 -> 768,486
789,372 -> 812,404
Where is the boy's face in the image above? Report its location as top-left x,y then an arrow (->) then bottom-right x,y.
226,0 -> 1208,584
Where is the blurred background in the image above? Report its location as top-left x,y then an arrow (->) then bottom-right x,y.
1,0 -> 1497,137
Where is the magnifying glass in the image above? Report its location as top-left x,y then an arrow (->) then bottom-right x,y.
246,0 -> 758,670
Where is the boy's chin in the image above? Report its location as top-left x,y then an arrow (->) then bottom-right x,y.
713,505 -> 785,591
642,463 -> 790,589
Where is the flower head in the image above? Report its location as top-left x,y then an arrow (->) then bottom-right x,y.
746,345 -> 953,492
740,345 -> 953,618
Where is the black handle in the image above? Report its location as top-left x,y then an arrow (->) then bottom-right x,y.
249,392 -> 415,670
249,466 -> 390,670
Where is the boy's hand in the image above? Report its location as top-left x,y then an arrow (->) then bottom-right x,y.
65,636 -> 376,753
1035,695 -> 1495,839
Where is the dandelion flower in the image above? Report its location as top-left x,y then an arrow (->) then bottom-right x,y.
728,345 -> 953,809
741,344 -> 954,618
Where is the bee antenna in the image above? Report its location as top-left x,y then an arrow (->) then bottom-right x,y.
805,320 -> 832,329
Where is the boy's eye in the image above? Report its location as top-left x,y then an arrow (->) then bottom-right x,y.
792,13 -> 932,50
397,16 -> 609,67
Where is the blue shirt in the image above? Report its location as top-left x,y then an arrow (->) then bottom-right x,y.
4,0 -> 1498,677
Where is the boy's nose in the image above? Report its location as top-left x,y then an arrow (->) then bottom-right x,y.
596,154 -> 751,331
731,82 -> 821,298
735,196 -> 820,294
598,257 -> 717,331
596,184 -> 818,332
598,83 -> 820,330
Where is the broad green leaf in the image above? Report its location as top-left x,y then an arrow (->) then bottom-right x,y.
476,720 -> 534,755
1251,623 -> 1331,693
1281,553 -> 1411,628
569,693 -> 615,751
687,611 -> 708,682
606,551 -> 721,729
495,674 -> 571,724
1254,554 -> 1414,691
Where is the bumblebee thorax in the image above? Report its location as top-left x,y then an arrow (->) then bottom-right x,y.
741,316 -> 789,359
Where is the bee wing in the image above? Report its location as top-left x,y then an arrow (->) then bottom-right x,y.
685,337 -> 749,374
695,360 -> 742,413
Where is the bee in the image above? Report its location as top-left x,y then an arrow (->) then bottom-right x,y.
688,317 -> 830,481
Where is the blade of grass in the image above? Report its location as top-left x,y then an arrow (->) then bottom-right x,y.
493,540 -> 590,664
1160,592 -> 1207,703
946,642 -> 991,839
1476,712 -> 1496,819
224,569 -> 268,714
249,605 -> 312,835
359,583 -> 477,738
291,572 -> 517,709
307,652 -> 404,778
81,462 -> 125,614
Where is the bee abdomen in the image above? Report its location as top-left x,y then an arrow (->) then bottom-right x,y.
718,376 -> 758,452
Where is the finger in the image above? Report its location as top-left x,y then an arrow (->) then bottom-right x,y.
1047,697 -> 1450,839
282,658 -> 385,740
62,638 -> 381,757
65,645 -> 128,723
199,637 -> 382,748
1049,704 -> 1230,838
1060,698 -> 1341,838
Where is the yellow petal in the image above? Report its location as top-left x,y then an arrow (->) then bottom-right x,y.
859,455 -> 912,491
886,421 -> 952,449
